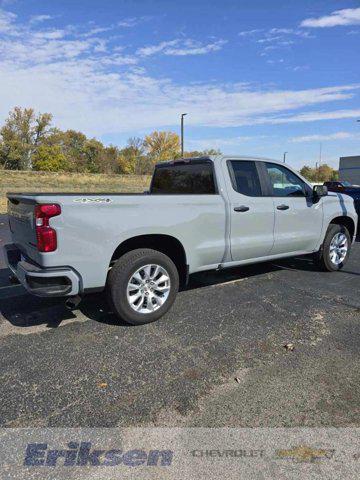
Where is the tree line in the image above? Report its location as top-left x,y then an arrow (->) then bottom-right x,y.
0,107 -> 339,181
0,107 -> 219,175
299,164 -> 338,183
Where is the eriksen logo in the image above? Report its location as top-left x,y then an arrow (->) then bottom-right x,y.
24,442 -> 173,467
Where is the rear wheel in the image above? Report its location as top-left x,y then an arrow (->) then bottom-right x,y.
107,248 -> 179,325
314,224 -> 351,271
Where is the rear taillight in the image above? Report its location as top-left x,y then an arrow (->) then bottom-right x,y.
34,204 -> 61,252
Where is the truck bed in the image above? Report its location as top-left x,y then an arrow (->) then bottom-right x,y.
7,192 -> 146,197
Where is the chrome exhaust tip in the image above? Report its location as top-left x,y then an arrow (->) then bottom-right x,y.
65,295 -> 82,310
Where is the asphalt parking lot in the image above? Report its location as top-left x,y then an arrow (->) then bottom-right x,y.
0,213 -> 359,428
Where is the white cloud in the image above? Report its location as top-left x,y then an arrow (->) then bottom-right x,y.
165,39 -> 227,56
137,39 -> 180,56
0,7 -> 15,33
301,8 -> 360,28
267,58 -> 284,64
259,108 -> 360,125
292,65 -> 309,72
291,132 -> 356,143
240,27 -> 314,58
32,29 -> 68,40
137,38 -> 227,57
0,7 -> 359,138
257,35 -> 283,44
29,14 -> 53,25
188,135 -> 268,151
269,28 -> 293,34
118,16 -> 151,28
238,29 -> 263,36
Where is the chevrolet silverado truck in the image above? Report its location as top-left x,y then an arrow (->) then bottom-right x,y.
5,156 -> 358,325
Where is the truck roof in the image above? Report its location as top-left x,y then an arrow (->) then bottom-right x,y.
156,155 -> 287,167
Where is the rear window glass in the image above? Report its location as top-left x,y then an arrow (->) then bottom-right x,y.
228,160 -> 262,196
151,162 -> 216,194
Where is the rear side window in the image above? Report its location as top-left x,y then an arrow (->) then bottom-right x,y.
151,162 -> 216,194
228,161 -> 262,196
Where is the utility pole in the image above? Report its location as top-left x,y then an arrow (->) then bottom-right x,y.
283,151 -> 288,163
181,113 -> 187,157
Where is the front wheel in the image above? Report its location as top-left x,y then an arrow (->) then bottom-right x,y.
107,248 -> 179,325
314,224 -> 351,271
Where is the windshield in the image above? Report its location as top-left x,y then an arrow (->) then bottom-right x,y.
342,181 -> 352,186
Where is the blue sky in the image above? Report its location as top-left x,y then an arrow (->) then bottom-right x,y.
0,0 -> 359,169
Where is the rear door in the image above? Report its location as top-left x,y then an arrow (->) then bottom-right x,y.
224,159 -> 275,261
262,162 -> 323,254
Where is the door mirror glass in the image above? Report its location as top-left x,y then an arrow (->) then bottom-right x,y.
313,185 -> 328,197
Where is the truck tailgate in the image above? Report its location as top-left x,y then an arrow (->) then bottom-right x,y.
7,195 -> 38,260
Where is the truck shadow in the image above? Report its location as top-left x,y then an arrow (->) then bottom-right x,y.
0,289 -> 78,329
0,262 -> 284,329
0,252 -> 358,329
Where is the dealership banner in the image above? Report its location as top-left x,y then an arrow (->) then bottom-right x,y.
0,428 -> 359,479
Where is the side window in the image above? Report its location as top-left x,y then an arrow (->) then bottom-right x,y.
228,161 -> 262,196
265,163 -> 308,197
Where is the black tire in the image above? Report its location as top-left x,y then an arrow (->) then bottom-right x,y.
314,224 -> 351,271
106,248 -> 179,325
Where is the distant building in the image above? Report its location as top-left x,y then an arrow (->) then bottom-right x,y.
339,156 -> 360,184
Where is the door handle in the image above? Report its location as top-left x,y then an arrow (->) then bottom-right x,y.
277,204 -> 289,210
234,206 -> 250,212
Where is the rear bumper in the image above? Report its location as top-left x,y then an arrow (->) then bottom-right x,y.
4,244 -> 81,297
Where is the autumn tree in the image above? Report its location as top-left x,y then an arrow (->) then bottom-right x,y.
118,137 -> 148,174
300,164 -> 338,182
33,145 -> 69,172
144,131 -> 180,164
0,107 -> 53,169
300,166 -> 315,182
183,148 -> 221,158
0,107 -> 223,175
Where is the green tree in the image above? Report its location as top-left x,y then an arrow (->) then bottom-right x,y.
0,107 -> 53,170
0,107 -> 224,175
83,138 -> 105,173
118,137 -> 149,174
33,145 -> 69,172
300,165 -> 315,182
99,145 -> 122,174
183,148 -> 221,158
317,164 -> 335,182
300,164 -> 338,183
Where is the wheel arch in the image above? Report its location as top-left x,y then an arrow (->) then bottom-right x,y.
110,234 -> 188,286
329,215 -> 356,240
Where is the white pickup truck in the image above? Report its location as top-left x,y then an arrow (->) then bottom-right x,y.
5,155 -> 357,325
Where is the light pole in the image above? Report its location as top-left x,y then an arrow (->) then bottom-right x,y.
181,113 -> 187,157
283,151 -> 288,163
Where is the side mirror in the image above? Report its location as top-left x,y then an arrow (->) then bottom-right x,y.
313,185 -> 328,197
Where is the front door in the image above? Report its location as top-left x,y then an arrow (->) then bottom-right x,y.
224,159 -> 275,261
263,162 -> 323,255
